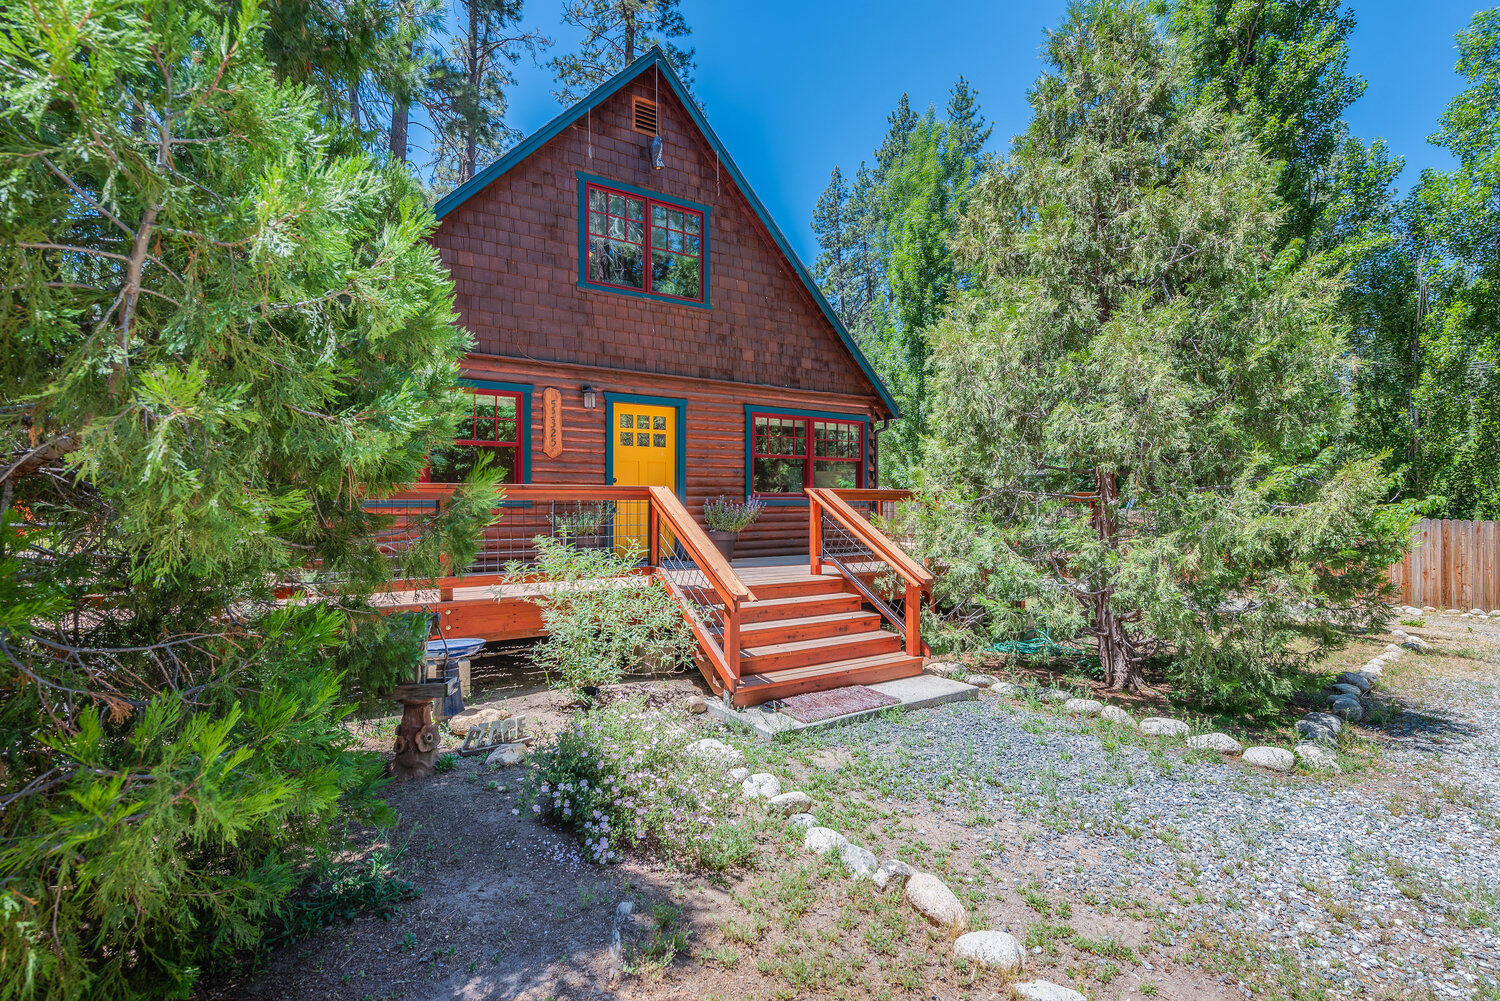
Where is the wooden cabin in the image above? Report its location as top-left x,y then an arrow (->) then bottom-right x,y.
384,48 -> 932,706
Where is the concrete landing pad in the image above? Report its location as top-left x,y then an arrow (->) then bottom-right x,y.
705,675 -> 978,740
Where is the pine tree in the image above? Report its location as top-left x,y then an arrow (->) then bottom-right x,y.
549,0 -> 694,103
874,92 -> 919,184
944,75 -> 992,185
913,0 -> 1408,705
812,166 -> 855,316
0,0 -> 496,993
428,0 -> 549,186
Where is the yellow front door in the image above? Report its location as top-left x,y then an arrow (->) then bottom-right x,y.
611,401 -> 676,556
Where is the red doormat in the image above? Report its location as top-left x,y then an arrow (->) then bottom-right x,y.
778,685 -> 899,723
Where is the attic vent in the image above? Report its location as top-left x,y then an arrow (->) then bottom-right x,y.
632,97 -> 659,136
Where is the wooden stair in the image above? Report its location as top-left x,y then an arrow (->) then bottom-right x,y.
725,567 -> 923,707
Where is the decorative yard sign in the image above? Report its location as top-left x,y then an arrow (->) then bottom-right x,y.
542,387 -> 563,457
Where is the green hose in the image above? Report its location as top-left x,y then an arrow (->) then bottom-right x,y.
989,630 -> 1082,658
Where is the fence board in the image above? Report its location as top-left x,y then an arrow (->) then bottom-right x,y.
1391,518 -> 1500,610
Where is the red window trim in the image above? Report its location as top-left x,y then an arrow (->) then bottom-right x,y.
584,181 -> 705,303
420,387 -> 523,484
749,411 -> 865,498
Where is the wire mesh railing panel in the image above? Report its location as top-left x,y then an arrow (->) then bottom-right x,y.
657,540 -> 729,655
819,511 -> 905,634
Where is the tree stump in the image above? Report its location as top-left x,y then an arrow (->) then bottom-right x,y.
389,680 -> 454,780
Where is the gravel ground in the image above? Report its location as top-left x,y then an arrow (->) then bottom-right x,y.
817,626 -> 1500,999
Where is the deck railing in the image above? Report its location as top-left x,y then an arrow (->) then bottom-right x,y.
369,483 -> 755,692
807,488 -> 932,656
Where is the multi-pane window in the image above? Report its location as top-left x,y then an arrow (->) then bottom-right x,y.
423,388 -> 522,483
585,182 -> 704,302
750,412 -> 864,497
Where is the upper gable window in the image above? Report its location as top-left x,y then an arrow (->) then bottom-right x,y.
582,179 -> 706,305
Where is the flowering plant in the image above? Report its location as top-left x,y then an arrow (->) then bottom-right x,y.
520,700 -> 755,870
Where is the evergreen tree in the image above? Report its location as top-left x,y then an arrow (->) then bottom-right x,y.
944,75 -> 992,185
549,0 -> 694,103
812,166 -> 856,316
846,161 -> 884,334
1171,0 -> 1366,252
429,0 -> 549,187
874,92 -> 919,184
0,0 -> 496,993
912,0 -> 1408,705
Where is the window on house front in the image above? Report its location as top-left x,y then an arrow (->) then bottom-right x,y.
750,412 -> 865,497
584,181 -> 705,302
423,388 -> 523,483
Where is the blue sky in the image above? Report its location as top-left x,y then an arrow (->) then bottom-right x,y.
434,1 -> 1484,263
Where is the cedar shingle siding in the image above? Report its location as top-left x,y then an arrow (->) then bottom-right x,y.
433,72 -> 876,401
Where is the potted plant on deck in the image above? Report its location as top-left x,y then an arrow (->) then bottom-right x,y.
701,496 -> 764,561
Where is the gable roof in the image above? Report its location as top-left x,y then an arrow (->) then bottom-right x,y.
433,47 -> 900,418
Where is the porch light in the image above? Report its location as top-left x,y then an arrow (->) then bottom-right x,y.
649,135 -> 664,170
581,385 -> 597,409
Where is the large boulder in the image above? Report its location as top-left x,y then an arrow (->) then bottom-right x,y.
686,738 -> 744,767
1402,635 -> 1432,652
1330,682 -> 1364,698
1336,672 -> 1373,693
904,873 -> 968,931
1063,698 -> 1104,715
1035,688 -> 1071,703
966,674 -> 997,689
952,930 -> 1023,970
1099,705 -> 1136,727
786,812 -> 817,831
1242,746 -> 1295,772
925,661 -> 962,678
1186,732 -> 1243,754
1139,717 -> 1189,738
990,681 -> 1022,697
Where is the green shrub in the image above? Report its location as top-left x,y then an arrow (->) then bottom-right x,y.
514,536 -> 695,693
522,699 -> 755,870
266,843 -> 419,949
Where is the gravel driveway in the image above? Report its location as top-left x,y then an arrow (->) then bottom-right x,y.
817,623 -> 1500,999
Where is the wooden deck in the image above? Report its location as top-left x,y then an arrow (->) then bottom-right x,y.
370,485 -> 931,706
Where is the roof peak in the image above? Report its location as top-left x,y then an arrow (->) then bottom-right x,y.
429,48 -> 899,417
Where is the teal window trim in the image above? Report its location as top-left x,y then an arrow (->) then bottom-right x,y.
743,404 -> 870,506
604,392 -> 688,499
576,172 -> 712,309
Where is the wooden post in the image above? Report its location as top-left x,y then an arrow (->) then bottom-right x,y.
809,496 -> 822,575
648,502 -> 660,566
435,496 -> 454,601
725,605 -> 740,686
904,583 -> 921,657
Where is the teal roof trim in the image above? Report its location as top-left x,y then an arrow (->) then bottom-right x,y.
430,47 -> 899,418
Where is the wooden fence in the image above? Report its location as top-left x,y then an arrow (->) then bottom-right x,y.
1389,518 -> 1500,610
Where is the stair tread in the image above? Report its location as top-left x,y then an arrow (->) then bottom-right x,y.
740,610 -> 881,633
742,591 -> 859,611
736,651 -> 923,686
742,630 -> 898,658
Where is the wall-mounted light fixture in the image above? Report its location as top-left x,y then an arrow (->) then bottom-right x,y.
581,385 -> 597,409
649,135 -> 664,170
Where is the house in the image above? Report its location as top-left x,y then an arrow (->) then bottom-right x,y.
393,48 -> 932,705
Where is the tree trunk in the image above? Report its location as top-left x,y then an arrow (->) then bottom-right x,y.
390,98 -> 409,163
1092,468 -> 1144,692
624,17 -> 636,61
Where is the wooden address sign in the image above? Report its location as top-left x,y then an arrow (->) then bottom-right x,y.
542,387 -> 563,458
